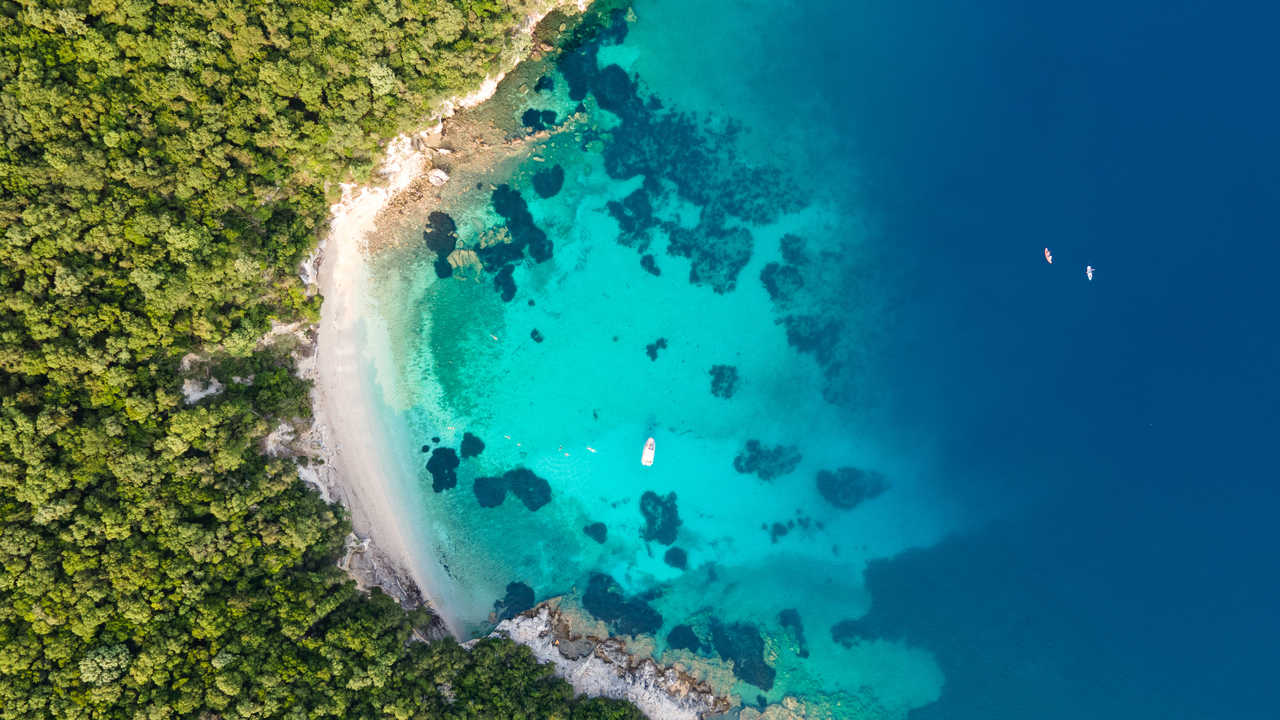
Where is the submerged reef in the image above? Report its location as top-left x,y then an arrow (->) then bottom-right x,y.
472,468 -> 552,511
532,164 -> 565,198
710,620 -> 776,691
709,364 -> 738,398
639,491 -> 681,545
760,261 -> 804,302
607,187 -> 659,250
584,522 -> 608,544
640,253 -> 661,276
583,573 -> 663,636
663,547 -> 688,570
733,440 -> 802,481
645,337 -> 667,360
779,609 -> 810,659
830,620 -> 861,649
816,467 -> 888,510
666,624 -> 702,654
494,581 -> 536,621
460,431 -> 485,459
426,447 -> 459,492
665,214 -> 754,294
423,212 -> 459,279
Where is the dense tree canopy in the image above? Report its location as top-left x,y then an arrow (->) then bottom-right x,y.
0,1 -> 642,718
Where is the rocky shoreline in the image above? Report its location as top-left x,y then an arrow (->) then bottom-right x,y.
491,602 -> 735,720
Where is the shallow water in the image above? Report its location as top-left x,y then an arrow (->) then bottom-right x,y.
365,1 -> 1280,717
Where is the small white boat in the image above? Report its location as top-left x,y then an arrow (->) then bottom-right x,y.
1086,265 -> 1095,281
641,437 -> 656,467
1044,247 -> 1053,264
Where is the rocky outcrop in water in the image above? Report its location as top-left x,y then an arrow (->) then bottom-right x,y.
640,491 -> 681,544
709,364 -> 738,398
710,620 -> 776,691
582,573 -> 663,636
816,467 -> 888,510
494,603 -> 732,720
733,440 -> 801,481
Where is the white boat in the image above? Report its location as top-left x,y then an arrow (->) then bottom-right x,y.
641,437 -> 656,466
1086,265 -> 1095,281
1044,247 -> 1053,264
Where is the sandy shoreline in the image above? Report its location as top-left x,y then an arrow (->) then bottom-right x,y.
296,0 -> 592,639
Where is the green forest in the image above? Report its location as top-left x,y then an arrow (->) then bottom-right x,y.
0,1 -> 640,717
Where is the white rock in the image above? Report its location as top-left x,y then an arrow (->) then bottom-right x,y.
427,168 -> 449,186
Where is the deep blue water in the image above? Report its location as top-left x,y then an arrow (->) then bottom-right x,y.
805,0 -> 1280,717
368,1 -> 1280,716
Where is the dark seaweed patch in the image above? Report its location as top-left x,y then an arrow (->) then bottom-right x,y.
505,468 -> 551,511
423,211 -> 457,255
780,609 -> 810,658
640,254 -> 661,276
582,572 -> 663,636
782,314 -> 843,367
494,264 -> 516,302
760,261 -> 804,302
640,491 -> 681,545
666,217 -> 753,294
607,187 -> 657,249
667,624 -> 702,653
645,337 -> 667,361
530,328 -> 544,343
710,364 -> 739,398
770,522 -> 789,543
473,475 -> 507,508
663,547 -> 687,570
817,467 -> 888,510
780,233 -> 808,265
532,164 -> 565,198
710,620 -> 775,691
493,581 -> 535,621
733,440 -> 801,481
534,74 -> 555,93
831,619 -> 861,648
583,522 -> 607,544
426,447 -> 459,492
460,432 -> 485,459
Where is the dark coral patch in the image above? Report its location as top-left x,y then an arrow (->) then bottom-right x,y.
769,522 -> 789,543
534,74 -> 555,93
667,624 -> 701,653
733,440 -> 801,481
663,547 -> 687,570
505,468 -> 551,511
473,475 -> 507,508
433,256 -> 453,279
530,328 -> 544,343
460,432 -> 485,459
592,64 -> 641,116
426,447 -> 460,492
494,264 -> 516,302
709,364 -> 738,399
780,233 -> 808,265
423,211 -> 457,255
780,608 -> 810,658
816,467 -> 888,510
645,338 -> 667,361
532,164 -> 565,199
760,261 -> 804,302
489,184 -> 552,265
639,491 -> 681,545
607,187 -> 657,249
666,220 -> 753,294
521,108 -> 557,132
493,581 -> 535,621
782,314 -> 843,367
710,621 -> 776,691
582,573 -> 663,636
831,619 -> 861,648
583,522 -> 607,544
640,254 -> 661,276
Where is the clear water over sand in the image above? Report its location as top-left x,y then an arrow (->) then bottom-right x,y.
363,1 -> 1280,717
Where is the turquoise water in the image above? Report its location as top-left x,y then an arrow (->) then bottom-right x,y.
365,1 -> 1280,717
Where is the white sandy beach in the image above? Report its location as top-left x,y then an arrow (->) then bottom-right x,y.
301,0 -> 591,639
